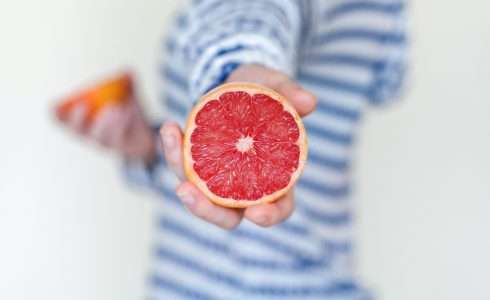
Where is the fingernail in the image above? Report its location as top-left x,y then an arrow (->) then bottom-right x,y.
177,190 -> 195,206
256,214 -> 269,225
162,133 -> 175,149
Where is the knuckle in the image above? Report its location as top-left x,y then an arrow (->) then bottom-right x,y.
270,73 -> 289,86
191,202 -> 214,221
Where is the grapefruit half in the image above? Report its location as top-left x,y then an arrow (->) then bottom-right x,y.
183,82 -> 308,208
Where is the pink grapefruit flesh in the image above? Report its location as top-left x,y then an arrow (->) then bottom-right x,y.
183,82 -> 307,208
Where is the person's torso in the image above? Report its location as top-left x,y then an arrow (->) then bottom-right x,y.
146,1 -> 405,299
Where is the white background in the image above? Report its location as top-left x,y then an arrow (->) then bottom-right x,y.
0,1 -> 489,299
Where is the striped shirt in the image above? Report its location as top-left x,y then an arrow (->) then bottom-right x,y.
126,1 -> 407,299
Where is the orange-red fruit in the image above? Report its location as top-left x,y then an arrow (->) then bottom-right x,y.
56,72 -> 133,123
183,82 -> 308,208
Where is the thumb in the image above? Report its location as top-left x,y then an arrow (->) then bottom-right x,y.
227,64 -> 317,117
273,78 -> 317,117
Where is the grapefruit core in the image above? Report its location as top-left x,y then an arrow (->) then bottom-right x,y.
183,82 -> 308,208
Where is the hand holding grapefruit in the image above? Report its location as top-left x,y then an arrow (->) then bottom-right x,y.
160,65 -> 316,229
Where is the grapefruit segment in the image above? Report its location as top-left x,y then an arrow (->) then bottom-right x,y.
183,82 -> 308,208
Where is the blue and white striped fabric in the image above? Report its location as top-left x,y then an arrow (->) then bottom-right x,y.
126,1 -> 407,299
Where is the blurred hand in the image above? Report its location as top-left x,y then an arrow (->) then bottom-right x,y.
160,64 -> 317,229
54,99 -> 156,164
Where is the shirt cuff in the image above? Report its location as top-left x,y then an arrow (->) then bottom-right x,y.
188,33 -> 294,101
122,125 -> 166,190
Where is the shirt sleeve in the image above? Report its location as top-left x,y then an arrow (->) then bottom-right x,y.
122,1 -> 306,193
121,124 -> 167,191
367,1 -> 408,106
173,0 -> 307,102
319,0 -> 408,106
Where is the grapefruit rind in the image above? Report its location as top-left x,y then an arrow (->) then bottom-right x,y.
183,82 -> 308,208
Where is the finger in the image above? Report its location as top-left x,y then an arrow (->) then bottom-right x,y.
271,76 -> 317,117
67,104 -> 88,134
89,106 -> 120,147
104,104 -> 133,148
160,121 -> 185,180
176,182 -> 243,230
244,191 -> 295,227
227,65 -> 317,117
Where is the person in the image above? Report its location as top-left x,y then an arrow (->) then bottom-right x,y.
56,1 -> 407,299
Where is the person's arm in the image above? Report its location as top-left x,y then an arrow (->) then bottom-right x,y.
368,1 -> 408,105
125,0 -> 315,195
161,65 -> 316,229
331,0 -> 407,105
121,123 -> 165,190
173,0 -> 309,102
159,1 -> 317,229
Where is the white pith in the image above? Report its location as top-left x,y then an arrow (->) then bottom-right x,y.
235,136 -> 254,153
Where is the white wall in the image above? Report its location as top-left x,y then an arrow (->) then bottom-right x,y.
0,1 -> 489,300
356,1 -> 490,299
0,1 -> 180,299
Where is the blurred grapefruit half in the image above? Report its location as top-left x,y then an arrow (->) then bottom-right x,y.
55,72 -> 133,123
